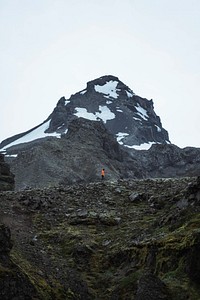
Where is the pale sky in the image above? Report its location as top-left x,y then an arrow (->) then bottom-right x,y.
0,0 -> 200,148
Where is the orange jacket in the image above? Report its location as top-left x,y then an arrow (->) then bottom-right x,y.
101,169 -> 105,176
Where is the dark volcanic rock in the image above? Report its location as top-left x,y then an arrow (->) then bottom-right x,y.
135,273 -> 171,300
0,224 -> 39,300
129,143 -> 200,178
0,224 -> 13,254
0,154 -> 14,191
65,117 -> 123,161
0,177 -> 200,299
184,176 -> 200,203
185,243 -> 200,284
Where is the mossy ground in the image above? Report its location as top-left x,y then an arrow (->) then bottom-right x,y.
1,177 -> 200,299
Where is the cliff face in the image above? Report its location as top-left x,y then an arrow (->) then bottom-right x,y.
3,118 -> 145,190
0,154 -> 14,191
0,177 -> 200,299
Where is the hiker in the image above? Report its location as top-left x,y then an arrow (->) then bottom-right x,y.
101,168 -> 105,180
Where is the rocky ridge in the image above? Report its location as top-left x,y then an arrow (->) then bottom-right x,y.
0,177 -> 200,299
2,118 -> 200,191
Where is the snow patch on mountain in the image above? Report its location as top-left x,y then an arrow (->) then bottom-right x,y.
103,95 -> 112,100
74,106 -> 115,123
2,120 -> 60,150
65,100 -> 70,105
5,154 -> 18,158
94,80 -> 120,99
116,132 -> 157,150
135,104 -> 149,121
116,132 -> 129,145
74,108 -> 96,121
125,142 -> 157,150
80,90 -> 87,95
133,117 -> 142,122
155,125 -> 161,132
106,100 -> 113,105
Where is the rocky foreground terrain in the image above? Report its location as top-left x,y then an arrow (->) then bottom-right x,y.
1,176 -> 200,299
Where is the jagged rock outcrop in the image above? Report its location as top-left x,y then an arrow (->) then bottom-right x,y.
0,154 -> 14,191
0,177 -> 200,298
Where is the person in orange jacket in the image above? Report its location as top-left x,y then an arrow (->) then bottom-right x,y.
101,168 -> 105,180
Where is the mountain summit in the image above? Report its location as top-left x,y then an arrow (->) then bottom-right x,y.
0,75 -> 170,150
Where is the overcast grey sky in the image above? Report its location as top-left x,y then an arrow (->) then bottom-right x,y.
0,0 -> 200,148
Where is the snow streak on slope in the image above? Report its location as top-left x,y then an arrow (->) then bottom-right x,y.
116,132 -> 157,150
125,142 -> 157,150
135,104 -> 149,121
2,120 -> 60,150
126,90 -> 134,98
116,132 -> 129,145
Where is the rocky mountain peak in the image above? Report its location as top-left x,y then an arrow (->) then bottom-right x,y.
0,75 -> 170,151
85,74 -> 135,101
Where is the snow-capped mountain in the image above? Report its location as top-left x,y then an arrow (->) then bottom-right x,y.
0,75 -> 170,151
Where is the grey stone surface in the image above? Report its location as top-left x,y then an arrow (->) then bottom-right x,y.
0,154 -> 14,191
